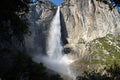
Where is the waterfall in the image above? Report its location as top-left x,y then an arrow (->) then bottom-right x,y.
47,6 -> 63,59
44,6 -> 75,78
32,6 -> 76,79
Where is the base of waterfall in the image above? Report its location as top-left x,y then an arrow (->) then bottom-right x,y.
32,54 -> 76,79
32,6 -> 77,79
38,6 -> 76,79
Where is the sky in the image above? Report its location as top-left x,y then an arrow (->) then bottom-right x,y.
111,0 -> 120,13
49,0 -> 63,6
32,0 -> 63,6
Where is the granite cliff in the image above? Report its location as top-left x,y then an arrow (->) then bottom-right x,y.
25,0 -> 120,77
60,0 -> 120,58
60,0 -> 120,76
25,1 -> 57,55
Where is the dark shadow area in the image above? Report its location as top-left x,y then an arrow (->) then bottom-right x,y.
96,0 -> 120,13
64,47 -> 72,54
27,6 -> 57,56
0,0 -> 63,80
60,11 -> 68,45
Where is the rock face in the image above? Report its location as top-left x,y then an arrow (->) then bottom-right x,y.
61,0 -> 120,42
60,0 -> 120,57
25,0 -> 120,76
26,0 -> 120,62
25,1 -> 57,55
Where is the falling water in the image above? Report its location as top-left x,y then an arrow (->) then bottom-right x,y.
45,6 -> 75,78
33,6 -> 76,79
47,6 -> 63,60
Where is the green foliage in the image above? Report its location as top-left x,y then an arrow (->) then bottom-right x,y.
0,0 -> 30,46
0,51 -> 63,80
0,0 -> 29,13
12,14 -> 29,40
76,63 -> 120,80
78,38 -> 86,44
76,34 -> 120,80
87,34 -> 120,66
50,74 -> 63,80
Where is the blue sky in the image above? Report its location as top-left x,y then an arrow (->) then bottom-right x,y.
111,0 -> 120,13
50,0 -> 63,6
116,6 -> 120,13
32,0 -> 63,6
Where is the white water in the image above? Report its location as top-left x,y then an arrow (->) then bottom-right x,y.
33,6 -> 75,79
47,6 -> 63,60
43,6 -> 75,78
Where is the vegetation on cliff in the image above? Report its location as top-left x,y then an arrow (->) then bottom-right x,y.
76,34 -> 120,80
77,63 -> 120,80
88,34 -> 120,66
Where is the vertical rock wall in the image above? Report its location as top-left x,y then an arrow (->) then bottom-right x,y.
61,0 -> 120,43
25,1 -> 57,55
